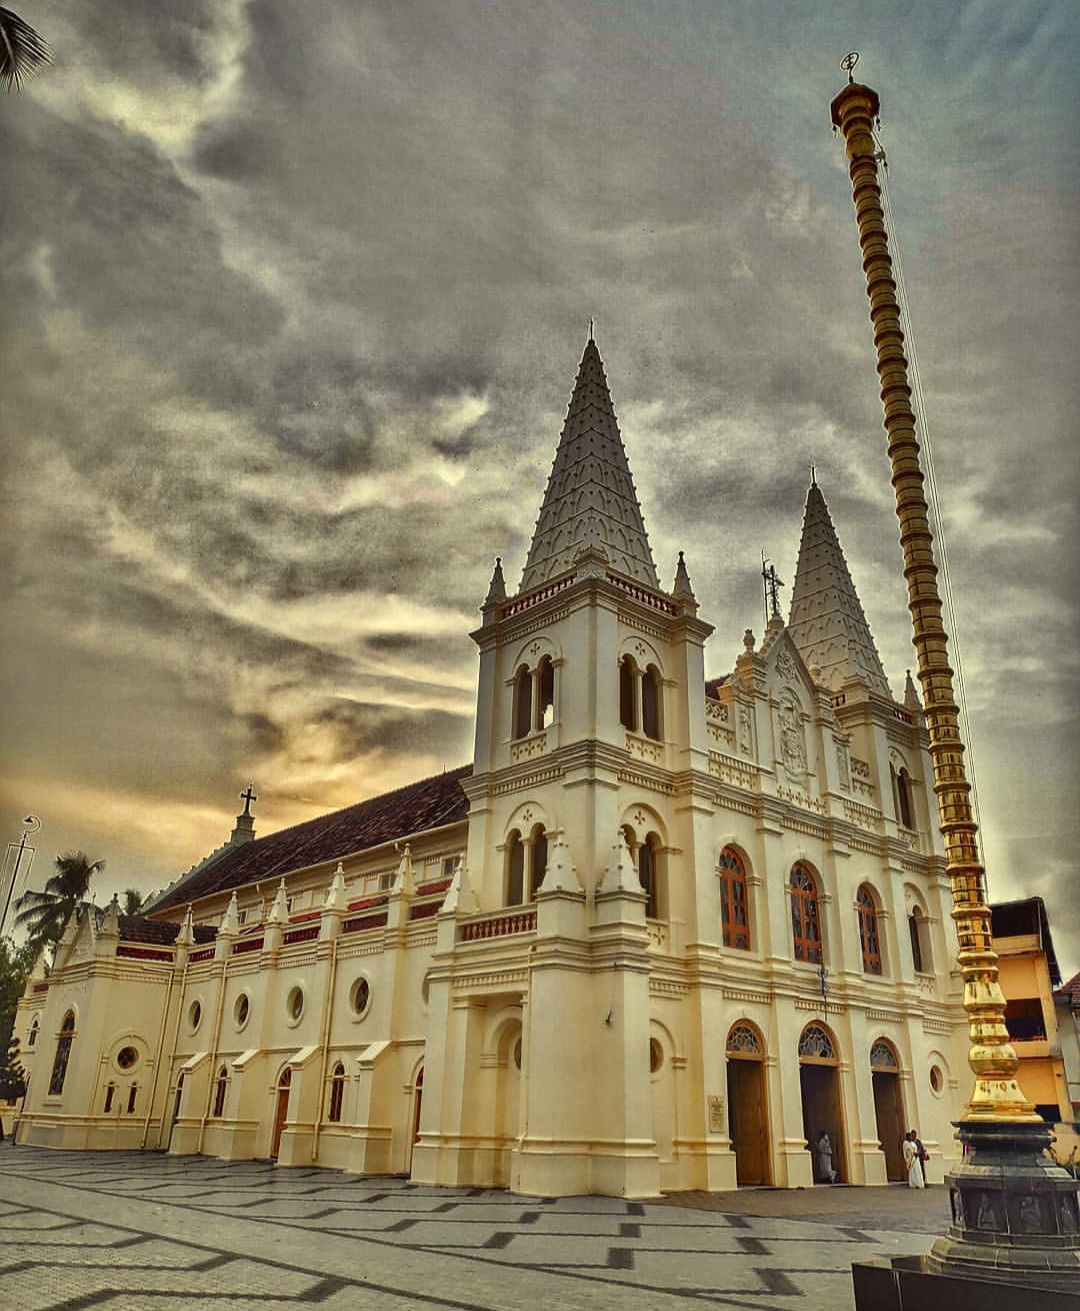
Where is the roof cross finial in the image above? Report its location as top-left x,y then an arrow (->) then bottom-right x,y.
240,783 -> 257,817
761,551 -> 784,623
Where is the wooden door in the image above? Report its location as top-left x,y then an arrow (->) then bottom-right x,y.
872,1071 -> 905,1180
271,1087 -> 289,1158
728,1058 -> 768,1185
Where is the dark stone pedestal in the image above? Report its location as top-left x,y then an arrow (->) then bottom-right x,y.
853,1119 -> 1080,1308
852,1254 -> 1080,1310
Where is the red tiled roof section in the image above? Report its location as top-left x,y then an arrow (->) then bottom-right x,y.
1054,969 -> 1080,1009
705,675 -> 729,700
149,766 -> 472,918
117,915 -> 217,945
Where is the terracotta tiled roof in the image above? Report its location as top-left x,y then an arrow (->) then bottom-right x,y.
705,675 -> 729,700
148,766 -> 472,917
1054,969 -> 1080,1009
117,915 -> 217,945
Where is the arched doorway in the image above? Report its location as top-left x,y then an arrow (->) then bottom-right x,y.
726,1022 -> 770,1185
406,1065 -> 424,1174
271,1066 -> 291,1159
870,1040 -> 906,1180
494,1025 -> 522,1186
167,1072 -> 185,1149
798,1022 -> 845,1183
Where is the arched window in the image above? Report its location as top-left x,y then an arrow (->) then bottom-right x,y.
909,905 -> 930,974
857,885 -> 882,975
536,657 -> 554,730
512,665 -> 532,740
529,826 -> 548,898
48,1011 -> 76,1096
27,1018 -> 38,1047
642,666 -> 662,741
719,847 -> 750,950
891,764 -> 913,828
619,657 -> 637,731
104,1083 -> 115,1113
638,834 -> 661,919
506,831 -> 525,905
212,1065 -> 228,1117
127,1084 -> 137,1114
328,1062 -> 345,1123
790,864 -> 822,964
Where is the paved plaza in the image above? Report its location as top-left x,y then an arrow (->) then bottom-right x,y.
0,1147 -> 947,1310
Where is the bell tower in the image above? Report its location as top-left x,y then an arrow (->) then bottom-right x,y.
420,331 -> 715,1197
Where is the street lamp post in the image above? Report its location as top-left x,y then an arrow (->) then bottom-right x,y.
0,815 -> 41,938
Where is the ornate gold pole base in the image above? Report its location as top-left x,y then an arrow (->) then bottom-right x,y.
828,68 -> 1080,1301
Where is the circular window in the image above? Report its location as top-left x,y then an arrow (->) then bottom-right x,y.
929,1064 -> 944,1095
286,986 -> 304,1023
116,1046 -> 138,1071
350,977 -> 371,1017
513,1037 -> 523,1070
649,1038 -> 663,1073
234,993 -> 250,1029
188,1000 -> 202,1033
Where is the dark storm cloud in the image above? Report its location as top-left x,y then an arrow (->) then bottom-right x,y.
1,0 -> 1077,966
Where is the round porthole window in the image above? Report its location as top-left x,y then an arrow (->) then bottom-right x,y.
286,986 -> 304,1023
234,993 -> 250,1029
649,1038 -> 663,1073
116,1046 -> 138,1071
188,1000 -> 202,1033
929,1064 -> 944,1096
350,977 -> 371,1018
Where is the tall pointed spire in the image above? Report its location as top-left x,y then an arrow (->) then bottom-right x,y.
519,336 -> 658,592
787,479 -> 890,696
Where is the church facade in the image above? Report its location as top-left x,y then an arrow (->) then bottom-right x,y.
13,337 -> 970,1196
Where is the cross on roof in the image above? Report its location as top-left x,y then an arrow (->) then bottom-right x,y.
240,784 -> 257,817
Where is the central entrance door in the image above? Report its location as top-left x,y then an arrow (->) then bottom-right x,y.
798,1022 -> 845,1183
271,1067 -> 291,1159
870,1040 -> 906,1180
726,1022 -> 770,1185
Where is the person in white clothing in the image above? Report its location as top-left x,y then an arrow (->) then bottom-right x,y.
903,1131 -> 925,1188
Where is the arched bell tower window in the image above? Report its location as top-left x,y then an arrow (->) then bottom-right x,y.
638,833 -> 663,920
48,1011 -> 76,1096
719,847 -> 750,950
909,904 -> 931,974
642,665 -> 662,741
536,657 -> 555,730
512,665 -> 532,740
891,763 -> 913,829
529,826 -> 548,898
790,864 -> 823,964
28,1018 -> 39,1047
619,656 -> 638,731
856,884 -> 882,975
506,830 -> 525,905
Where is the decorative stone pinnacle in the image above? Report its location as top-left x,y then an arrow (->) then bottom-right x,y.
219,890 -> 240,936
267,879 -> 288,925
483,557 -> 506,609
672,550 -> 696,603
176,904 -> 195,947
904,668 -> 922,710
599,830 -> 641,895
743,628 -> 756,652
392,843 -> 414,896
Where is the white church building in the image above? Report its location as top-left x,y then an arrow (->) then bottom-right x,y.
13,336 -> 969,1196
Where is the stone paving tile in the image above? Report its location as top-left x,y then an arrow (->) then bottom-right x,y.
0,1146 -> 940,1311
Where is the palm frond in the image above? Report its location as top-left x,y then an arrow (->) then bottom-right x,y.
0,6 -> 52,91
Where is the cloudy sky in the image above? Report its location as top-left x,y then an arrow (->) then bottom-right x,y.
2,2 -> 1076,972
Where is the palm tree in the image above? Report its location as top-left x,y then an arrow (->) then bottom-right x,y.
122,888 -> 145,917
14,852 -> 106,950
0,6 -> 51,91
